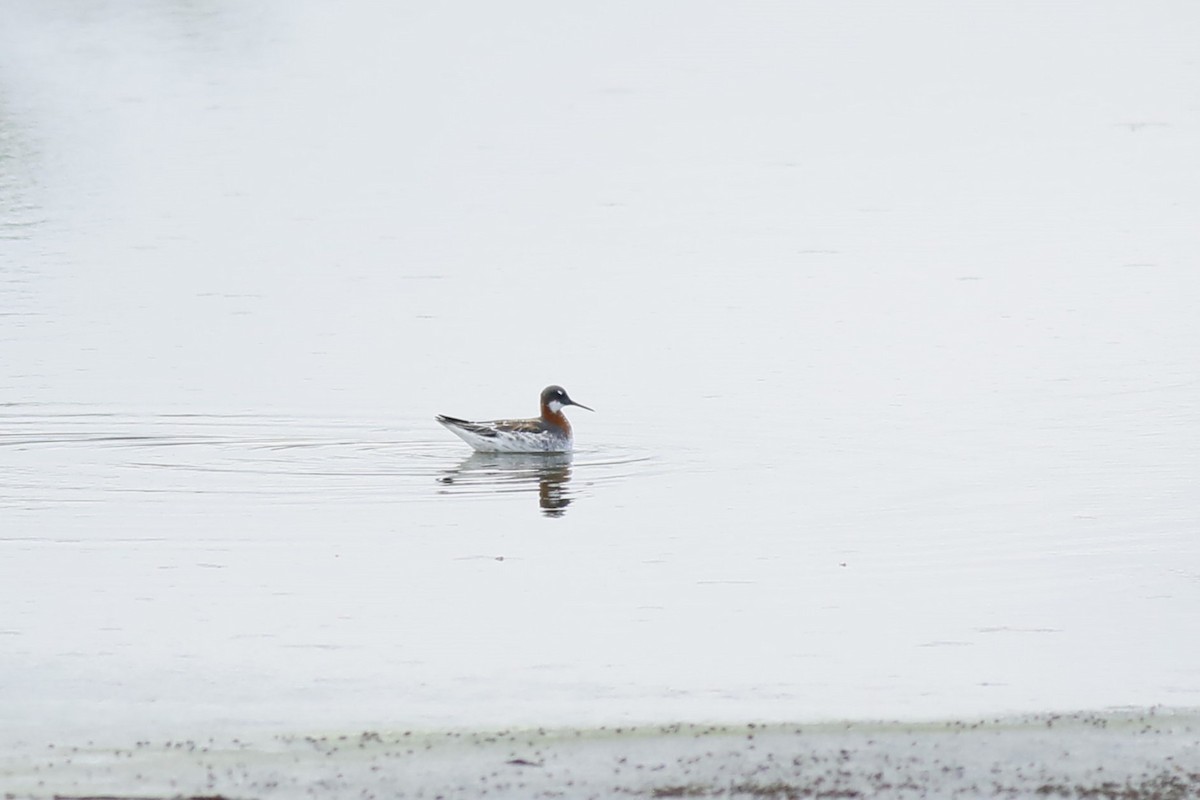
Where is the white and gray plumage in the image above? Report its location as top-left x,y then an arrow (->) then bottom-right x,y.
436,385 -> 593,453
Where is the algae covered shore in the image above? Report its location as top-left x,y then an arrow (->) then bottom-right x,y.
4,709 -> 1198,800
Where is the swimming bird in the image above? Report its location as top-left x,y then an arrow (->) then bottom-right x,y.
436,385 -> 593,453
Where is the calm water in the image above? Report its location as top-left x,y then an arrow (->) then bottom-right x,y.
1,1 -> 1199,745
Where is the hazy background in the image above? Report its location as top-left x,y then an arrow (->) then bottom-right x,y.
1,0 -> 1198,744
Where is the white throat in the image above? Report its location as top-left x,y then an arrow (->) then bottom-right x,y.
547,399 -> 565,413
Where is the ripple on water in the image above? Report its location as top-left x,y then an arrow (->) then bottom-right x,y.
0,407 -> 658,517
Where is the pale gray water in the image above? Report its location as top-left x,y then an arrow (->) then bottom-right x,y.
2,0 -> 1199,754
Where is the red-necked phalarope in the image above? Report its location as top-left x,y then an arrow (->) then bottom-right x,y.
436,385 -> 593,453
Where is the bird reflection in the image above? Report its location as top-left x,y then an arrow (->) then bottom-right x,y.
438,452 -> 576,517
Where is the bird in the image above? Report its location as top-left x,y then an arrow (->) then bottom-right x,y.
436,385 -> 593,453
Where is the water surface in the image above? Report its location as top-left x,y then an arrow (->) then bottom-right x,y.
1,0 -> 1198,745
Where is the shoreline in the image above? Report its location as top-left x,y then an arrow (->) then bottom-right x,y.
4,707 -> 1198,799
